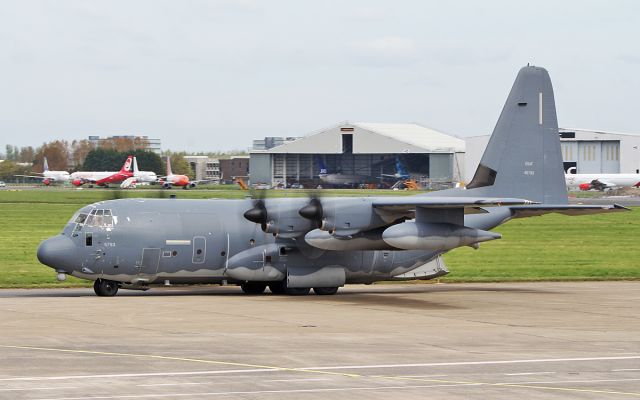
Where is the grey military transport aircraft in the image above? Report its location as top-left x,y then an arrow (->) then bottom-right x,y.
37,66 -> 628,296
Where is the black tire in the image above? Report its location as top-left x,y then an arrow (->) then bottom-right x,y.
240,283 -> 267,294
313,287 -> 339,295
93,279 -> 119,297
268,281 -> 287,295
286,287 -> 310,296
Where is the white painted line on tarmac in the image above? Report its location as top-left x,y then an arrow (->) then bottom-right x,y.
0,387 -> 79,391
505,372 -> 556,376
0,369 -> 278,382
32,383 -> 483,400
5,355 -> 639,383
499,378 -> 640,385
136,383 -> 209,387
263,378 -> 332,382
302,355 -> 640,370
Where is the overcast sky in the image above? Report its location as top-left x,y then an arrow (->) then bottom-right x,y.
1,0 -> 639,152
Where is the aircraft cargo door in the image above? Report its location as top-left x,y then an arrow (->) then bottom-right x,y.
139,248 -> 161,275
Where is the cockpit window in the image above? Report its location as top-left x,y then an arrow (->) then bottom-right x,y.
103,210 -> 113,226
73,208 -> 114,231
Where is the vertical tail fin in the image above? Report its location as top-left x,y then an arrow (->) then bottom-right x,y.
317,156 -> 327,176
43,157 -> 49,172
166,156 -> 173,176
133,156 -> 140,174
395,157 -> 409,179
119,155 -> 133,173
464,66 -> 567,204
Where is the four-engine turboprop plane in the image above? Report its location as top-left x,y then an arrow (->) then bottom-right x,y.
37,66 -> 628,297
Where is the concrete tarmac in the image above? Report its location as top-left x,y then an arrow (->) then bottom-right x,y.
0,282 -> 639,399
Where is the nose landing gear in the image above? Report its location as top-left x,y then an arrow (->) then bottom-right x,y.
94,279 -> 119,297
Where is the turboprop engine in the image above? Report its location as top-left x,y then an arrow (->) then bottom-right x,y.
382,222 -> 501,251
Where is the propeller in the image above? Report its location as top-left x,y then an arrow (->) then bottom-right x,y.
298,190 -> 328,230
243,189 -> 269,231
298,197 -> 322,225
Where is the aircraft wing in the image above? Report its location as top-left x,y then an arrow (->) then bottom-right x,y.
372,196 -> 537,213
509,204 -> 629,218
14,174 -> 46,179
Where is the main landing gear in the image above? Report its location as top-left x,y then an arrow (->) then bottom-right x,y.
240,283 -> 267,294
242,281 -> 339,296
94,279 -> 119,297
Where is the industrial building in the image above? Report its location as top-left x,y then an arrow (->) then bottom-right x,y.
464,128 -> 640,182
87,135 -> 162,154
219,156 -> 250,183
249,122 -> 465,188
183,156 -> 220,183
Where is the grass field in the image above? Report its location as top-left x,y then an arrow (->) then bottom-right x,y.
0,188 -> 638,287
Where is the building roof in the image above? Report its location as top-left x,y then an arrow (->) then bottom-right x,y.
354,123 -> 465,152
256,122 -> 465,154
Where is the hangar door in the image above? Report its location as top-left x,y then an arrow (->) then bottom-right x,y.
577,141 -> 619,173
600,141 -> 620,173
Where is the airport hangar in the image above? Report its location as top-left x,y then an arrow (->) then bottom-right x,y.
249,122 -> 466,188
464,128 -> 640,182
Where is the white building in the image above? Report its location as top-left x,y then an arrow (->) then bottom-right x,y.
250,122 -> 465,188
464,128 -> 640,182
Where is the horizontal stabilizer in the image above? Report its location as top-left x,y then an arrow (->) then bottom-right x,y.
509,204 -> 629,218
373,197 -> 537,213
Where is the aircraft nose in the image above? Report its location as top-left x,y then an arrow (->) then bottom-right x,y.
37,235 -> 77,270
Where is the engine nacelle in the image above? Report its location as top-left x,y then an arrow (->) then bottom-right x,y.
189,182 -> 197,188
43,178 -> 51,186
299,197 -> 392,236
579,183 -> 591,191
72,179 -> 83,186
245,198 -> 317,238
382,222 -> 501,251
225,244 -> 285,281
162,182 -> 172,189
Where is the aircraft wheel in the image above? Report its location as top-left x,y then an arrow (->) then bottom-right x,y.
286,287 -> 310,296
93,279 -> 119,297
313,287 -> 339,295
268,281 -> 286,295
240,283 -> 267,294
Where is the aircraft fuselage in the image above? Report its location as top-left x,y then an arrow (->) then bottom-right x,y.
38,198 -> 509,290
